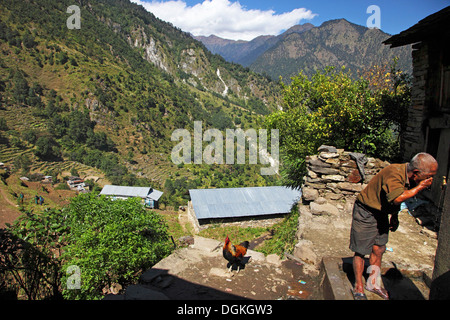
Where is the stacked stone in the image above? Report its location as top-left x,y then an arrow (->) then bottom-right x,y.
301,145 -> 390,214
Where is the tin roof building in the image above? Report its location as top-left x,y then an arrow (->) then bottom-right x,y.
100,185 -> 163,208
188,186 -> 302,222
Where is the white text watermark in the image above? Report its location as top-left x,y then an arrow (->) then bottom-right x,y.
171,121 -> 279,175
366,5 -> 381,29
67,5 -> 81,29
66,265 -> 81,289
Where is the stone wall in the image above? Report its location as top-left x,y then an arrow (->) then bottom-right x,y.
402,42 -> 429,161
301,145 -> 389,206
187,200 -> 201,233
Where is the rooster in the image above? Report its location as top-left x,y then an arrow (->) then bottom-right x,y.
223,235 -> 249,273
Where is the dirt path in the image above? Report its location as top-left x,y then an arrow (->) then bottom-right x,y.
0,183 -> 19,207
0,185 -> 21,228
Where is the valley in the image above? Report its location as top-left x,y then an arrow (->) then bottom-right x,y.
0,0 -> 283,218
0,0 -> 424,301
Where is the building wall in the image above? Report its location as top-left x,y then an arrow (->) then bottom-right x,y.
403,38 -> 450,298
403,40 -> 450,206
402,42 -> 429,161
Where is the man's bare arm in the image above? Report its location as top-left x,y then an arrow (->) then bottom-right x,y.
392,177 -> 433,205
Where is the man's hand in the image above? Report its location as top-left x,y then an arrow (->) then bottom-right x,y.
389,214 -> 399,232
418,177 -> 433,190
393,177 -> 434,205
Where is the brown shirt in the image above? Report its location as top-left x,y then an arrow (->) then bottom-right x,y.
356,163 -> 409,214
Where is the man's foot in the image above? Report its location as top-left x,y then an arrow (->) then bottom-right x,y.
351,288 -> 367,300
365,285 -> 389,300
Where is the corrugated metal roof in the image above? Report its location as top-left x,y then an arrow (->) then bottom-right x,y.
189,186 -> 302,220
100,185 -> 163,201
148,189 -> 163,201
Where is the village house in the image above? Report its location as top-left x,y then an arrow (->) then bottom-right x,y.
41,175 -> 53,184
187,186 -> 302,232
99,185 -> 163,209
67,176 -> 86,190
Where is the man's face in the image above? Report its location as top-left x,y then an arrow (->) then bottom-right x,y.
411,163 -> 438,185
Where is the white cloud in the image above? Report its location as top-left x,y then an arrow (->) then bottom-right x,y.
131,0 -> 317,41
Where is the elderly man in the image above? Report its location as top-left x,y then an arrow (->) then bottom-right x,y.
350,152 -> 438,300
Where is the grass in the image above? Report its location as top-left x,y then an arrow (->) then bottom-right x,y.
159,205 -> 300,258
199,224 -> 269,246
159,210 -> 187,245
256,205 -> 299,257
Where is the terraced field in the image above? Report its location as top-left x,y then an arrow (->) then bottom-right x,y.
0,145 -> 35,164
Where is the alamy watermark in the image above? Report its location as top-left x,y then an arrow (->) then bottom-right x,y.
66,265 -> 81,290
67,5 -> 81,29
171,121 -> 279,175
366,5 -> 381,29
366,265 -> 382,290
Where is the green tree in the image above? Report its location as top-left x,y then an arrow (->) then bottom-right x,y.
210,108 -> 233,130
13,154 -> 32,174
11,70 -> 29,104
34,136 -> 61,160
22,31 -> 37,49
265,65 -> 411,189
0,117 -> 8,131
61,194 -> 173,299
86,130 -> 116,152
67,110 -> 94,143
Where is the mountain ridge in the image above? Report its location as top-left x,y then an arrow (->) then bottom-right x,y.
194,23 -> 314,67
195,19 -> 412,81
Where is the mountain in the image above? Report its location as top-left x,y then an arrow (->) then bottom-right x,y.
196,19 -> 412,81
0,0 -> 282,209
194,23 -> 314,67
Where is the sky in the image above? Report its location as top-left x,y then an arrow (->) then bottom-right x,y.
131,0 -> 450,41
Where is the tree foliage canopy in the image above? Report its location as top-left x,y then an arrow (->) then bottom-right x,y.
4,194 -> 173,300
265,63 -> 411,189
60,193 -> 173,299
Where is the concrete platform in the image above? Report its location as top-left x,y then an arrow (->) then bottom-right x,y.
319,257 -> 354,300
319,256 -> 431,300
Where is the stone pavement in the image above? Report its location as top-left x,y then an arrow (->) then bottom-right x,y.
104,236 -> 323,300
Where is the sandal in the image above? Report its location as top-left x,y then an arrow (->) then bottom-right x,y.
365,286 -> 389,300
351,288 -> 367,300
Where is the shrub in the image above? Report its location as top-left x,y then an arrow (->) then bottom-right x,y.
60,194 -> 173,299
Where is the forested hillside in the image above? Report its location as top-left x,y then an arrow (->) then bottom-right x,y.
0,0 -> 282,208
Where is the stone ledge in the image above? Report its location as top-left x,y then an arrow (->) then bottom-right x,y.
319,257 -> 354,300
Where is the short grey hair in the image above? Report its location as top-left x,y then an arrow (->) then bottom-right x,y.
407,152 -> 438,173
